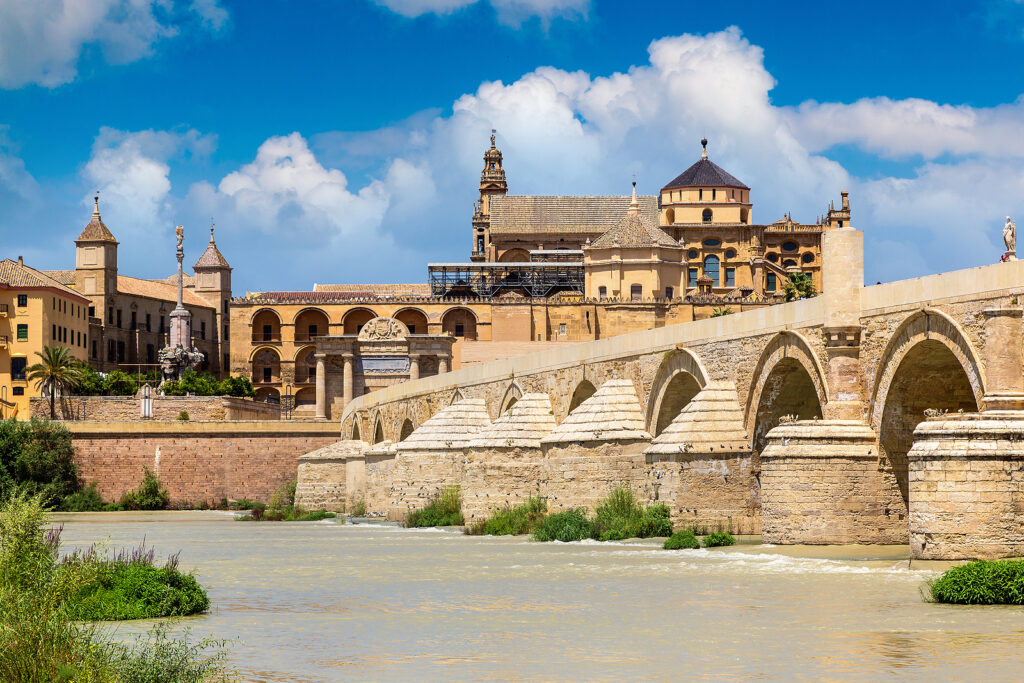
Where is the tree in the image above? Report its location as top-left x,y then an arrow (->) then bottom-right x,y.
26,347 -> 84,419
783,273 -> 817,302
710,307 -> 734,317
101,370 -> 137,396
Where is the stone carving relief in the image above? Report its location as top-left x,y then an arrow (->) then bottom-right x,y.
357,316 -> 409,341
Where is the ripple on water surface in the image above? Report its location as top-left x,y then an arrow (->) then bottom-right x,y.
53,512 -> 1024,682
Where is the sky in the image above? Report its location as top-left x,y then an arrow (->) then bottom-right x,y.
3,0 -> 1024,292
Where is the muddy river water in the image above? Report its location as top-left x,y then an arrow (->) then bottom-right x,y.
54,512 -> 1024,681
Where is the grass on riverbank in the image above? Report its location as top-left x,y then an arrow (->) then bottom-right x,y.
526,486 -> 674,543
928,559 -> 1024,604
0,492 -> 231,681
467,496 -> 548,536
235,479 -> 338,522
406,486 -> 464,527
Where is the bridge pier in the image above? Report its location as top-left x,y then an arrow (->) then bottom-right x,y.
760,420 -> 906,544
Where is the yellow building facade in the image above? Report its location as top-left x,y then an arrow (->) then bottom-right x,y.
0,257 -> 90,419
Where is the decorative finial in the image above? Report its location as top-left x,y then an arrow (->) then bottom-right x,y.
700,137 -> 708,159
490,129 -> 496,148
210,218 -> 216,244
628,178 -> 639,214
92,191 -> 101,218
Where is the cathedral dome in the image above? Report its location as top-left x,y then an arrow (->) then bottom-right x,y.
661,139 -> 748,191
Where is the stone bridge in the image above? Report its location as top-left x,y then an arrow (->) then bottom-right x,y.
302,228 -> 1024,560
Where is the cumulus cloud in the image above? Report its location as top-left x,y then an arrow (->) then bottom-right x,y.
0,0 -> 228,89
374,0 -> 589,25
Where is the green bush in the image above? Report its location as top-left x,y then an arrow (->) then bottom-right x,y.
663,529 -> 701,550
60,483 -> 105,512
232,498 -> 257,510
104,622 -> 232,683
406,486 -> 464,527
120,467 -> 170,511
349,498 -> 367,516
591,486 -> 673,541
0,418 -> 80,507
928,559 -> 1024,604
161,371 -> 255,398
532,509 -> 594,542
702,531 -> 736,547
102,370 -> 139,396
218,375 -> 256,398
470,496 -> 548,536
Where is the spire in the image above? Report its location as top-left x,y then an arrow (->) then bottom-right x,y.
194,218 -> 231,269
701,137 -> 708,159
92,193 -> 101,219
209,218 -> 216,244
628,179 -> 639,216
76,192 -> 117,243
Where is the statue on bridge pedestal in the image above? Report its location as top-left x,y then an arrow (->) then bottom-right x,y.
158,225 -> 205,386
1003,216 -> 1017,262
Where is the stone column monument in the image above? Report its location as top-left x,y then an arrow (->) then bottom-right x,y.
158,225 -> 204,383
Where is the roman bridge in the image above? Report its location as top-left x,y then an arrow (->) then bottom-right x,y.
303,228 -> 1024,560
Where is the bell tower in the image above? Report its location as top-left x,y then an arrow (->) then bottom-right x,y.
471,130 -> 508,261
74,195 -> 119,301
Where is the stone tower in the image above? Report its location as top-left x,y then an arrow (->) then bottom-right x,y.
193,225 -> 232,374
74,196 -> 118,302
471,130 -> 508,261
825,191 -> 851,229
659,139 -> 752,228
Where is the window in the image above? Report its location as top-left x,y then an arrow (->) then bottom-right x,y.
704,255 -> 720,286
665,286 -> 674,299
477,236 -> 484,252
107,340 -> 116,362
454,323 -> 465,337
766,253 -> 779,263
146,344 -> 155,363
712,189 -> 716,201
92,340 -> 98,359
12,387 -> 24,396
630,284 -> 642,300
688,268 -> 698,287
223,300 -> 229,315
16,324 -> 27,340
116,340 -> 125,362
200,322 -> 206,340
407,324 -> 416,333
725,268 -> 736,287
783,259 -> 798,268
223,324 -> 229,338
802,252 -> 814,264
223,353 -> 229,370
146,313 -> 151,331
699,189 -> 703,201
598,286 -> 607,299
88,306 -> 94,318
52,297 -> 55,310
782,241 -> 799,252
702,238 -> 721,247
16,294 -> 26,307
688,249 -> 698,259
308,324 -> 318,339
702,209 -> 713,223
558,323 -> 567,335
160,316 -> 165,334
263,366 -> 272,383
52,324 -> 57,339
130,311 -> 137,330
766,273 -> 777,291
11,358 -> 26,380
107,307 -> 114,324
116,309 -> 122,328
262,324 -> 272,341
725,249 -> 736,259
837,220 -> 844,228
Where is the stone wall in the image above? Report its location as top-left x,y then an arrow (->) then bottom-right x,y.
30,395 -> 278,422
388,449 -> 465,521
647,452 -> 760,535
462,446 -> 544,523
69,421 -> 338,505
541,440 -> 649,514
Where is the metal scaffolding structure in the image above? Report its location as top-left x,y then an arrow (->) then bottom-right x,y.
428,261 -> 585,298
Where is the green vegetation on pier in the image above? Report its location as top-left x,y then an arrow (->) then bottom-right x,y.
406,486 -> 464,527
928,559 -> 1024,604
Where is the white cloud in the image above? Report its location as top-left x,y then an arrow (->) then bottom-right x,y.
82,127 -> 216,240
0,0 -> 228,89
374,0 -> 589,25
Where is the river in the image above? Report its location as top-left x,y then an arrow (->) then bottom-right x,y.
53,512 -> 1024,681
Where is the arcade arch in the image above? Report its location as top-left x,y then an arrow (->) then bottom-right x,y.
343,308 -> 376,335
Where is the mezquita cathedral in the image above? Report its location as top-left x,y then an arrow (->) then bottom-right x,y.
1,133 -> 849,420
229,134 -> 851,418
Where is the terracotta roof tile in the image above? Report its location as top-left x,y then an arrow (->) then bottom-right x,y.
0,259 -> 87,300
489,195 -> 658,235
662,158 -> 748,191
42,269 -> 77,285
76,199 -> 117,242
194,232 -> 230,269
116,275 -> 213,308
313,283 -> 431,296
590,204 -> 678,249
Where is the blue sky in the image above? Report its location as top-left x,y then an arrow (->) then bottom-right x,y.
3,0 -> 1024,292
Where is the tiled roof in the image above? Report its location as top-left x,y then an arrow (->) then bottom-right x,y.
590,204 -> 678,249
76,200 -> 117,242
396,399 -> 491,452
194,242 -> 230,269
662,158 -> 749,191
468,393 -> 556,448
313,283 -> 431,297
644,382 -> 750,456
116,275 -> 213,309
155,273 -> 196,287
489,195 -> 658,235
0,259 -> 87,300
42,269 -> 77,285
541,379 -> 651,444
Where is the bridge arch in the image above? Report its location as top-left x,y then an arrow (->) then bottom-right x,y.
371,411 -> 385,444
871,309 -> 984,506
645,348 -> 711,436
398,418 -> 415,442
499,380 -> 524,415
567,379 -> 596,415
746,331 -> 828,455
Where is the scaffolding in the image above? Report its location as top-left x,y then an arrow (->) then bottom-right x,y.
428,261 -> 584,298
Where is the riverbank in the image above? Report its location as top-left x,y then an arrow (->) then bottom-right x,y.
50,511 -> 1024,681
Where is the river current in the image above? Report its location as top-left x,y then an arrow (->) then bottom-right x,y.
53,512 -> 1024,681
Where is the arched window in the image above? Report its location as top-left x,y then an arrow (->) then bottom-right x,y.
702,209 -> 713,223
703,255 -> 720,286
630,284 -> 642,300
598,286 -> 607,299
783,259 -> 798,268
782,241 -> 799,252
740,208 -> 749,223
665,208 -> 675,224
766,253 -> 779,263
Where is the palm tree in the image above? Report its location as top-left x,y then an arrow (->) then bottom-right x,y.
27,346 -> 85,419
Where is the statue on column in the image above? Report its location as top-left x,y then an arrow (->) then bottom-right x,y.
158,225 -> 205,385
1002,216 -> 1017,262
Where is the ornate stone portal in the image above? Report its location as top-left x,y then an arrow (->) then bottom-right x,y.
313,316 -> 455,420
158,226 -> 204,383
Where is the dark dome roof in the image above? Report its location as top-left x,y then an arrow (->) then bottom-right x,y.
662,158 -> 749,191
